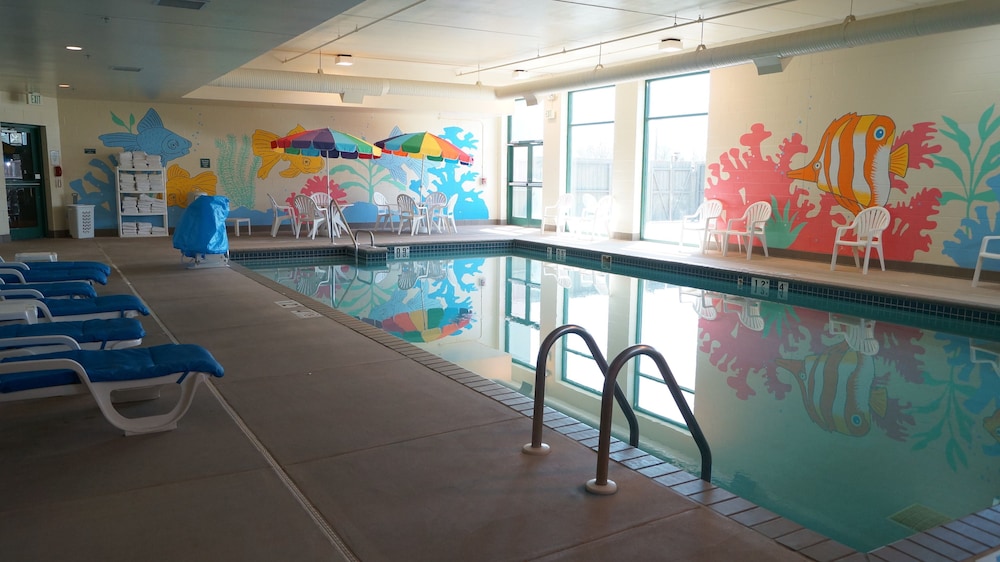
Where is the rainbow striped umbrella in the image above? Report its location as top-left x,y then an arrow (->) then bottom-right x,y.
270,128 -> 382,159
371,307 -> 472,343
375,131 -> 473,165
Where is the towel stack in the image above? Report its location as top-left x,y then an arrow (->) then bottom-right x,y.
120,222 -> 168,237
118,171 -> 137,191
121,194 -> 167,214
119,150 -> 163,170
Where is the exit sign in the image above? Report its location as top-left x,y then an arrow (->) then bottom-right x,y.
26,92 -> 42,105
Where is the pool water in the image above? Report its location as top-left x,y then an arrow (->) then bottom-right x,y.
240,253 -> 1000,552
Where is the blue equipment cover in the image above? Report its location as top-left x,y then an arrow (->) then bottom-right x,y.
172,195 -> 230,258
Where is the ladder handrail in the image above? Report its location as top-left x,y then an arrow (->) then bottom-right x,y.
524,324 -> 639,454
589,344 -> 712,494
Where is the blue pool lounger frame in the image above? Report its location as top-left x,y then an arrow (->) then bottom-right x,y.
0,264 -> 109,285
0,343 -> 225,435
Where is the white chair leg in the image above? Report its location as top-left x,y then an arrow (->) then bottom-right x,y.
831,243 -> 839,271
862,245 -> 872,274
973,256 -> 985,286
877,246 -> 885,271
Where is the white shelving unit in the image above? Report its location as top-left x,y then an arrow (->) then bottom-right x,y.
116,151 -> 168,237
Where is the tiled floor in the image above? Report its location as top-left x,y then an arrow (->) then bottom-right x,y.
0,225 -> 998,562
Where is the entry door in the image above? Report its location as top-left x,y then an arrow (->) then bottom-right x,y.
2,124 -> 46,239
507,143 -> 543,227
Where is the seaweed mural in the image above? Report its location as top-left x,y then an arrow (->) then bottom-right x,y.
939,105 -> 1000,268
67,158 -> 117,230
215,134 -> 259,209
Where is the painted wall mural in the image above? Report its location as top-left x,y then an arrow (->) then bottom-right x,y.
67,110 -> 485,232
709,105 -> 1000,272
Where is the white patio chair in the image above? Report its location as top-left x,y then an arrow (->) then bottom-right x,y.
396,194 -> 427,236
310,192 -> 346,238
680,199 -> 723,252
972,235 -> 1000,287
711,200 -> 771,260
292,194 -> 329,240
373,192 -> 399,231
540,193 -> 574,234
425,191 -> 448,233
831,206 -> 890,274
267,193 -> 295,237
438,193 -> 459,233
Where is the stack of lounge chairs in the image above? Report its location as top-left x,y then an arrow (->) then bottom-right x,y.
0,255 -> 224,435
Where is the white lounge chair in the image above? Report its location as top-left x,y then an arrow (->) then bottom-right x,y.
0,317 -> 145,356
7,295 -> 150,322
0,343 -> 224,435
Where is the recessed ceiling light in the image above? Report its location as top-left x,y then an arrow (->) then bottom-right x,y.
58,84 -> 71,88
512,69 -> 529,80
66,45 -> 83,51
335,55 -> 353,66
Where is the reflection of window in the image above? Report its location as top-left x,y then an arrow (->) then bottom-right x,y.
562,267 -> 609,393
504,257 -> 542,367
635,280 -> 698,427
568,86 -> 615,216
642,72 -> 709,242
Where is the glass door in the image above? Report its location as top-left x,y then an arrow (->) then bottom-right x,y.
507,143 -> 543,227
2,124 -> 46,239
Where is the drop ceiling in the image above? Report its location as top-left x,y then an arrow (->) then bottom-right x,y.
0,0 -> 957,106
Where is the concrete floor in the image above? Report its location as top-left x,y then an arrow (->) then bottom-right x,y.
1,224 -> 998,562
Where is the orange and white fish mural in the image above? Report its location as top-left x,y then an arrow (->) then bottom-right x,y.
787,113 -> 909,216
251,125 -> 324,179
775,341 -> 888,437
165,164 -> 217,207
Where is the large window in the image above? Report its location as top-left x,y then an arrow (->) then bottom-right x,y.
641,73 -> 709,243
567,86 -> 615,217
507,99 -> 544,226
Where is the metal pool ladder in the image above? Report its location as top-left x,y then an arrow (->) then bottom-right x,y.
522,324 -> 712,495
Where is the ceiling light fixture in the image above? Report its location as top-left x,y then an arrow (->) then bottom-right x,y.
659,38 -> 683,52
335,55 -> 353,66
512,69 -> 528,80
594,43 -> 604,71
65,45 -> 83,51
58,84 -> 70,88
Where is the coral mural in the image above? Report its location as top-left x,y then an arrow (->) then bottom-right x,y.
707,119 -> 942,263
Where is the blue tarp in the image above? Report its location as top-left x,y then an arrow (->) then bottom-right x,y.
172,196 -> 229,258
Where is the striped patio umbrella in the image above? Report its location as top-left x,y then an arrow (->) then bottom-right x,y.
270,128 -> 382,159
375,131 -> 473,164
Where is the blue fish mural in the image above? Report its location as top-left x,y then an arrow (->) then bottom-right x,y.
99,108 -> 192,163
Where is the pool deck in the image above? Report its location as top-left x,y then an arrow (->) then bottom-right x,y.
1,225 -> 998,562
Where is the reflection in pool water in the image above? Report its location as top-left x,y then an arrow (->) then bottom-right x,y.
243,254 -> 1000,552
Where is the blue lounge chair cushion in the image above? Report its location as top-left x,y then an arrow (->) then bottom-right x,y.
0,318 -> 145,345
0,344 -> 224,394
1,282 -> 98,299
22,261 -> 111,275
0,268 -> 108,285
43,295 -> 149,317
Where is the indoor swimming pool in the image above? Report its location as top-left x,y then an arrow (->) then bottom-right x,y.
237,251 -> 1000,552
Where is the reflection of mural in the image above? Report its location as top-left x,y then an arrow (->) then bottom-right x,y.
256,258 -> 484,344
98,108 -> 191,164
787,113 -> 909,216
251,126 -> 324,178
703,296 -> 1000,468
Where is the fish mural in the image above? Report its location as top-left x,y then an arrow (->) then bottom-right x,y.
99,108 -> 192,164
776,341 -> 888,437
251,126 -> 325,179
165,164 -> 217,207
986,409 -> 1000,444
787,113 -> 909,216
